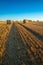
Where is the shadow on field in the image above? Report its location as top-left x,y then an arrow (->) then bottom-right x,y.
19,23 -> 43,42
2,23 -> 15,65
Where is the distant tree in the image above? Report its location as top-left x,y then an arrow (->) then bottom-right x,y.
28,20 -> 32,22
37,20 -> 39,22
23,19 -> 26,23
15,20 -> 18,22
6,20 -> 11,24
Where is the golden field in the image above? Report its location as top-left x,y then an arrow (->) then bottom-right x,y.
0,22 -> 12,64
22,22 -> 43,36
0,21 -> 43,65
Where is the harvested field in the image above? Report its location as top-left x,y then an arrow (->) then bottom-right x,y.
0,22 -> 43,65
22,22 -> 43,36
20,22 -> 43,42
0,22 -> 12,64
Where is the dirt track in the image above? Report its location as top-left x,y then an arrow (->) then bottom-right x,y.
2,23 -> 43,65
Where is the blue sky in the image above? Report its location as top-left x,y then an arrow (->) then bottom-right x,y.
0,0 -> 43,21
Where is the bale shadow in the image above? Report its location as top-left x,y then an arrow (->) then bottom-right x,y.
19,23 -> 43,42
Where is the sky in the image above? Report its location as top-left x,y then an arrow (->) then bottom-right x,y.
0,0 -> 43,21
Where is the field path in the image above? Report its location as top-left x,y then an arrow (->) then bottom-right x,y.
2,23 -> 27,65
